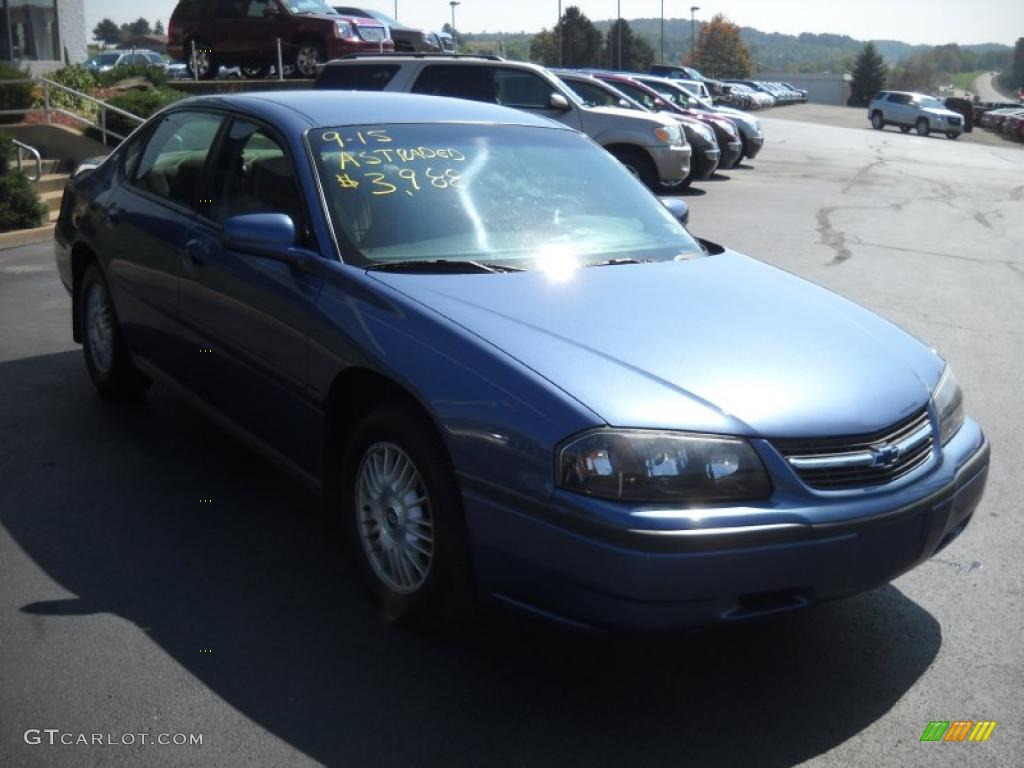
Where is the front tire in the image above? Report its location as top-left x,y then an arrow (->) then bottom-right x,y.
79,263 -> 150,399
916,118 -> 930,136
870,111 -> 884,130
609,146 -> 658,191
341,402 -> 474,624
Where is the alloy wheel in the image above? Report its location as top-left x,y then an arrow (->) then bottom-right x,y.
356,442 -> 434,594
85,282 -> 114,374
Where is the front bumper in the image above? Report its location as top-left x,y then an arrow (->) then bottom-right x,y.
463,419 -> 989,630
743,133 -> 764,159
692,148 -> 721,180
647,143 -> 692,186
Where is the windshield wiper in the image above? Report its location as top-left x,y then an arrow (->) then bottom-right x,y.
365,259 -> 524,274
587,258 -> 654,267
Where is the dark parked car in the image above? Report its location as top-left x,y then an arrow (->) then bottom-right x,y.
167,0 -> 393,79
333,6 -> 440,52
943,97 -> 974,132
56,91 -> 988,630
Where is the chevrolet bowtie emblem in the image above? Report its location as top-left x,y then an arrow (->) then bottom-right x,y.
872,444 -> 900,467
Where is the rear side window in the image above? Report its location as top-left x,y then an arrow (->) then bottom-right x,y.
494,68 -> 555,109
213,0 -> 245,19
132,111 -> 223,210
412,65 -> 497,103
316,64 -> 400,91
174,0 -> 206,20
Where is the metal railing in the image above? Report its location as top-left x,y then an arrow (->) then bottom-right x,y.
11,138 -> 42,182
0,77 -> 146,145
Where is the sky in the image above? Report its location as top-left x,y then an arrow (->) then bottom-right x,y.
86,0 -> 1024,47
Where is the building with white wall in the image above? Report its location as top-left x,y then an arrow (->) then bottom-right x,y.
1,0 -> 87,72
756,72 -> 853,106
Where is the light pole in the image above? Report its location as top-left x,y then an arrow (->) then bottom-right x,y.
449,1 -> 460,54
617,0 -> 622,70
557,0 -> 562,67
659,0 -> 665,64
690,5 -> 699,64
394,1 -> 398,20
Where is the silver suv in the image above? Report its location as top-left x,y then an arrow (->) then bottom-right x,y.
315,55 -> 692,190
868,91 -> 964,139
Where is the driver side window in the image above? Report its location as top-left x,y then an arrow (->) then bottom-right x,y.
209,119 -> 306,236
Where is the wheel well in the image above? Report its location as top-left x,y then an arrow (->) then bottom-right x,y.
322,367 -> 447,482
70,243 -> 98,343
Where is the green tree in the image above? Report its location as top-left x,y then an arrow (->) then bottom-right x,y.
530,6 -> 603,67
126,18 -> 152,37
1003,37 -> 1024,91
92,18 -> 122,47
606,19 -> 655,72
849,42 -> 887,106
693,14 -> 752,78
154,20 -> 166,37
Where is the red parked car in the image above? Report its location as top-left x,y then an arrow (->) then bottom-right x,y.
168,0 -> 393,80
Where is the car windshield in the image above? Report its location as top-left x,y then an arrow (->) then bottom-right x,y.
309,123 -> 702,270
97,53 -> 121,65
283,0 -> 334,13
916,96 -> 945,109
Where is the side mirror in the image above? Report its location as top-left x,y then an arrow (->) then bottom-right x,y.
549,92 -> 571,111
263,3 -> 280,17
661,198 -> 689,226
223,213 -> 305,264
618,98 -> 633,109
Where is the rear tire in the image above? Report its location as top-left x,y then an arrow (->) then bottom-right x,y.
916,118 -> 930,136
79,263 -> 151,399
340,402 -> 475,626
186,40 -> 216,80
870,111 -> 884,130
608,146 -> 658,191
292,40 -> 324,79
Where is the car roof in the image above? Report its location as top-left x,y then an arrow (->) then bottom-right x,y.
169,90 -> 569,131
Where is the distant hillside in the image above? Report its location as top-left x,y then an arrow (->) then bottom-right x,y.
461,18 -> 1012,73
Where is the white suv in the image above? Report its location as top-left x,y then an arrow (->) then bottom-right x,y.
868,91 -> 964,139
315,55 -> 692,190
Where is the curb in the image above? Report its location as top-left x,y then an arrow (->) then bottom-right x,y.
0,224 -> 54,251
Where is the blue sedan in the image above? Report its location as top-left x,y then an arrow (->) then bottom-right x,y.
55,92 -> 989,629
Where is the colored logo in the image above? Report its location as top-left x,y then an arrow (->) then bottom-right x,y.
920,721 -> 997,742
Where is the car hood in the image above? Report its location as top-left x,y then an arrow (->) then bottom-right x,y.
370,252 -> 943,437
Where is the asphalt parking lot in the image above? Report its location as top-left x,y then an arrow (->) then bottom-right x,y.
1,110 -> 1022,767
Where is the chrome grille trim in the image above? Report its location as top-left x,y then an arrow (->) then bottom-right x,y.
773,408 -> 934,491
356,25 -> 386,42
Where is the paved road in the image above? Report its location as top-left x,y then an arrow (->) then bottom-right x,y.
973,71 -> 1017,103
762,102 -> 1019,147
2,116 -> 1023,767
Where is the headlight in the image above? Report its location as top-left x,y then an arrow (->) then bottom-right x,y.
652,123 -> 683,146
558,430 -> 772,503
933,366 -> 964,444
335,21 -> 353,38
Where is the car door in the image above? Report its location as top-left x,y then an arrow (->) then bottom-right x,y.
887,93 -> 908,124
178,117 -> 324,474
233,0 -> 278,62
102,109 -> 225,377
211,0 -> 245,57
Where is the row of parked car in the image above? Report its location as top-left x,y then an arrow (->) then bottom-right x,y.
312,55 -> 768,192
975,102 -> 1024,142
646,65 -> 807,110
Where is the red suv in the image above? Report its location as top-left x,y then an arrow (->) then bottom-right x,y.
168,0 -> 393,80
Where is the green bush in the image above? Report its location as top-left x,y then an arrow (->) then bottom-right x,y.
105,88 -> 185,137
0,134 -> 48,231
0,62 -> 34,124
40,64 -> 99,123
95,63 -> 168,89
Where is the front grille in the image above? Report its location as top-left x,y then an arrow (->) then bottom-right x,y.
772,408 -> 933,491
356,25 -> 386,42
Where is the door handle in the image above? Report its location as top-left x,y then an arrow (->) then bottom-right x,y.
184,239 -> 210,267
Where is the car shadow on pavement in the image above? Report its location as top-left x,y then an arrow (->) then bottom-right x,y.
1,351 -> 942,768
